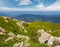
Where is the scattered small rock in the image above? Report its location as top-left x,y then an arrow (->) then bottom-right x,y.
5,37 -> 14,41
16,21 -> 27,32
5,20 -> 8,23
0,27 -> 5,34
1,16 -> 10,19
13,41 -> 30,47
8,32 -> 16,37
16,34 -> 30,41
5,32 -> 16,41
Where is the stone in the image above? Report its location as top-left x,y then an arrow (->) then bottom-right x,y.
0,27 -> 5,34
13,43 -> 21,47
38,29 -> 51,43
16,34 -> 30,41
5,20 -> 8,23
13,42 -> 30,47
8,32 -> 16,37
5,37 -> 14,41
16,21 -> 27,32
48,37 -> 60,47
48,36 -> 54,45
1,16 -> 10,19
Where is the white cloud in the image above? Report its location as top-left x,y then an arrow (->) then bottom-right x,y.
45,0 -> 60,11
15,0 -> 32,5
0,7 -> 21,12
36,3 -> 45,11
0,7 -> 38,12
0,0 -> 60,12
36,0 -> 60,11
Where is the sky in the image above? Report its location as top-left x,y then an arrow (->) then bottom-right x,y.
0,0 -> 60,12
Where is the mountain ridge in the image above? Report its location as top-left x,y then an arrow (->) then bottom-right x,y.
14,14 -> 60,24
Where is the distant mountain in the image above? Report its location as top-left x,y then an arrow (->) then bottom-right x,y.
0,11 -> 60,17
0,11 -> 60,24
14,14 -> 60,24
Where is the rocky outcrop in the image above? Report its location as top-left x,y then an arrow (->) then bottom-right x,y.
13,41 -> 30,47
16,21 -> 27,32
49,37 -> 60,47
38,29 -> 60,47
38,29 -> 51,44
1,16 -> 10,19
5,32 -> 16,41
8,32 -> 16,37
0,27 -> 5,34
16,34 -> 30,42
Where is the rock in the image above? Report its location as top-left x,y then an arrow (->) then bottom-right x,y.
51,37 -> 60,47
0,32 -> 4,34
0,27 -> 5,34
5,20 -> 8,23
38,29 -> 51,44
37,29 -> 45,34
8,32 -> 16,37
5,37 -> 14,41
13,42 -> 30,47
38,29 -> 60,47
48,36 -> 54,46
5,32 -> 16,41
16,21 -> 27,32
26,22 -> 31,24
13,43 -> 21,47
16,21 -> 24,26
16,34 -> 30,41
54,45 -> 60,47
13,18 -> 18,21
47,37 -> 60,47
1,16 -> 10,19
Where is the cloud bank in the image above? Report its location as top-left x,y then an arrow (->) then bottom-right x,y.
0,7 -> 21,12
0,0 -> 60,12
45,0 -> 60,11
36,0 -> 60,11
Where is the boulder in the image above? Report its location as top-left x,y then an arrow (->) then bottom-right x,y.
38,29 -> 51,44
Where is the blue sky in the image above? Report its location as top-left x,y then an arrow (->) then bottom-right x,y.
0,0 -> 60,12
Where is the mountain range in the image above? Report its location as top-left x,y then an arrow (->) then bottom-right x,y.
14,14 -> 60,24
0,11 -> 60,24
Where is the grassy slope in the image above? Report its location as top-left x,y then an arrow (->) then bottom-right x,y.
0,16 -> 60,47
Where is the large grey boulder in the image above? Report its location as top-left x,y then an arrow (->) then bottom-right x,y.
38,29 -> 51,44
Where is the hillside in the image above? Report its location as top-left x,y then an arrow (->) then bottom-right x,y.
0,16 -> 60,47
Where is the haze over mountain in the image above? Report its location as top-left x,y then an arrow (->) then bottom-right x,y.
14,14 -> 60,24
0,11 -> 60,24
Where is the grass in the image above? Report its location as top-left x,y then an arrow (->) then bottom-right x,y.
0,16 -> 60,47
